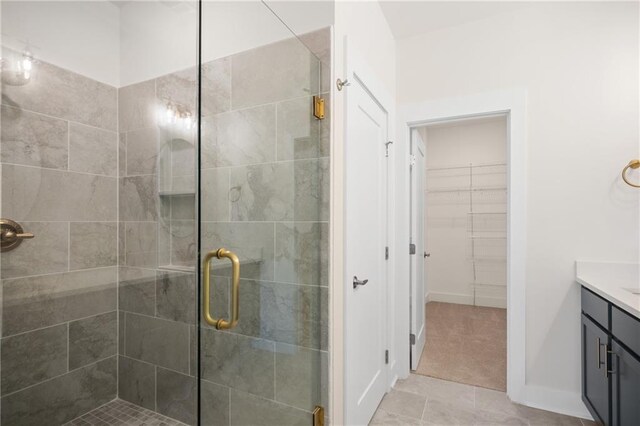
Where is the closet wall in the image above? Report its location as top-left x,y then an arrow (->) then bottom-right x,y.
422,115 -> 507,308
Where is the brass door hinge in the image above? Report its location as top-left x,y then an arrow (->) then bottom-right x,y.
313,406 -> 325,426
313,96 -> 325,120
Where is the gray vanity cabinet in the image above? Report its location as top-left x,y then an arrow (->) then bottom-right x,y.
610,341 -> 640,426
581,287 -> 640,426
581,313 -> 611,424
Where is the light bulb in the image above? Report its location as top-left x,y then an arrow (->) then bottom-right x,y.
21,53 -> 33,81
166,104 -> 176,124
22,57 -> 32,71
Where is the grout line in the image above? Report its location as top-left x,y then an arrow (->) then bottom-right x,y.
2,265 -> 117,284
67,221 -> 71,272
200,156 -> 330,171
200,220 -> 329,224
4,220 -> 120,224
1,161 -> 119,178
116,86 -> 120,395
228,386 -> 232,425
420,395 -> 428,422
273,337 -> 277,400
274,102 -> 278,161
229,55 -> 233,110
2,309 -> 117,339
123,312 -> 127,357
67,120 -> 71,171
227,167 -> 232,222
1,354 -> 117,398
67,321 -> 70,373
0,103 -> 118,134
154,365 -> 158,412
119,354 -> 188,379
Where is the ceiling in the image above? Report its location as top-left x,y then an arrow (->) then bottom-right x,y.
379,1 -> 531,40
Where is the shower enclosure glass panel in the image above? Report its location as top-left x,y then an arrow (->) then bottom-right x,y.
0,1 -> 199,424
198,1 -> 329,424
0,0 -> 328,424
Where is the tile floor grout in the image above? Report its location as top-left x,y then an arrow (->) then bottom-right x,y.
372,373 -> 593,426
65,398 -> 188,426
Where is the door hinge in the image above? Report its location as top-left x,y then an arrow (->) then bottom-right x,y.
312,96 -> 325,120
409,154 -> 416,167
385,246 -> 389,260
385,350 -> 389,364
410,333 -> 416,345
385,141 -> 393,157
313,406 -> 324,426
409,243 -> 416,255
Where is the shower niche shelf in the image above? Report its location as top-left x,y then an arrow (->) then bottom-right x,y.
159,264 -> 195,273
158,190 -> 196,197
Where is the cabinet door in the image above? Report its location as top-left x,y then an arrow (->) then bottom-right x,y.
611,341 -> 640,426
582,314 -> 610,424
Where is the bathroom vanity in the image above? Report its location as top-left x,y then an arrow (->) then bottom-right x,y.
576,262 -> 640,426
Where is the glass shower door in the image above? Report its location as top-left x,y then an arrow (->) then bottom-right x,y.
0,1 -> 200,424
197,2 -> 330,424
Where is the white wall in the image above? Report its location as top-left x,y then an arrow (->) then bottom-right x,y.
421,117 -> 507,169
331,1 -> 396,423
120,0 -> 334,86
118,1 -> 197,86
1,1 -> 120,86
1,1 -> 333,87
422,117 -> 508,308
397,1 -> 639,416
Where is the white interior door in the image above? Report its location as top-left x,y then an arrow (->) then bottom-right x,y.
344,73 -> 389,425
410,129 -> 426,370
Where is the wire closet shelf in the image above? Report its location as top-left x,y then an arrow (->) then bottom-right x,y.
426,162 -> 507,306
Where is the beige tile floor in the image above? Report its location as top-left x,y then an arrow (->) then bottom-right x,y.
370,374 -> 596,426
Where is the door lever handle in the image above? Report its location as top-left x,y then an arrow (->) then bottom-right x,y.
5,231 -> 34,241
353,276 -> 369,289
424,252 -> 430,258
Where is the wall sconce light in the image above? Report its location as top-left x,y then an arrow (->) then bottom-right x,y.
162,101 -> 194,129
1,51 -> 35,86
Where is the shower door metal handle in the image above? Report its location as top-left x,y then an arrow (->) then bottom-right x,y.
203,248 -> 240,330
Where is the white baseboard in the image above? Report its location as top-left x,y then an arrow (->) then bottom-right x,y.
424,291 -> 430,303
518,384 -> 593,420
427,291 -> 506,308
428,291 -> 472,305
475,295 -> 507,309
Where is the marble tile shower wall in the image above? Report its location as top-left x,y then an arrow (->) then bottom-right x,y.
0,55 -> 119,425
116,49 -> 199,426
116,28 -> 331,425
199,28 -> 331,425
0,26 -> 330,426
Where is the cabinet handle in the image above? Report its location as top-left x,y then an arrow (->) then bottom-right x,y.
606,349 -> 616,378
597,337 -> 603,369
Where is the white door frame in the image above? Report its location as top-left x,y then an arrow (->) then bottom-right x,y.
409,129 -> 427,370
396,90 -> 528,404
331,36 -> 396,425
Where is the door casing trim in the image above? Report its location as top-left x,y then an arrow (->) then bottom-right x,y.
396,90 -> 528,405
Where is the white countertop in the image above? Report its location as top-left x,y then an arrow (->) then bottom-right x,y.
576,261 -> 640,319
